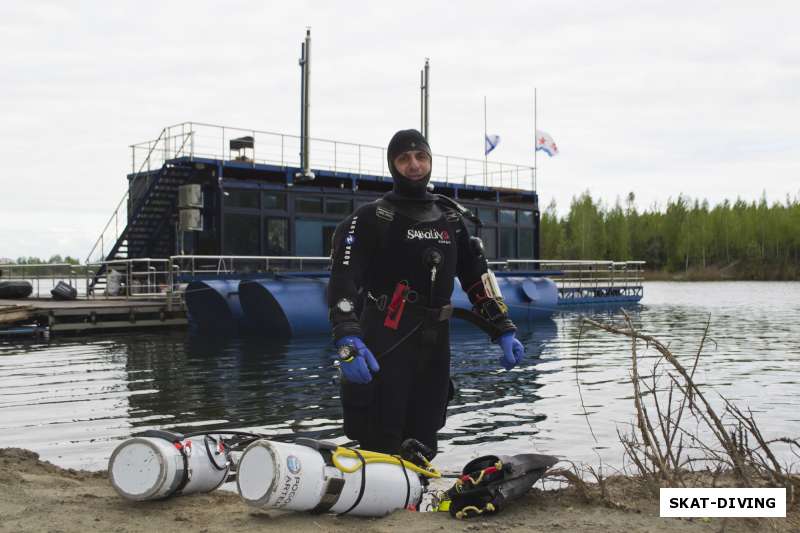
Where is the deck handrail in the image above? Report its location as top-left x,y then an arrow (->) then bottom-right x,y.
130,121 -> 536,191
85,127 -> 168,265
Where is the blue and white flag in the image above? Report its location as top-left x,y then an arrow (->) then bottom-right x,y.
485,134 -> 500,155
535,130 -> 559,157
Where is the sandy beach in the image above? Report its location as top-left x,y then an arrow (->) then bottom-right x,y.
1,448 -> 796,533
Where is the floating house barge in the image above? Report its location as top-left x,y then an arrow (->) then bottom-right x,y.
116,122 -> 543,265
0,122 -> 642,336
82,122 -> 641,336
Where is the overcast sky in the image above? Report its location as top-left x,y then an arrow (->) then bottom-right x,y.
1,1 -> 797,260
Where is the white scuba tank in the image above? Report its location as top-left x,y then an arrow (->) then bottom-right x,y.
109,434 -> 229,501
236,439 -> 424,517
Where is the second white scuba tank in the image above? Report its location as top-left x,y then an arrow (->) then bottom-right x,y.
108,430 -> 230,501
236,438 -> 432,517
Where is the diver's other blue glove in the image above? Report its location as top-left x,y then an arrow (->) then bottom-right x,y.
496,332 -> 525,370
335,336 -> 380,384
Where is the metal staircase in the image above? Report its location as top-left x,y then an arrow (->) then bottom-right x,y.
86,161 -> 194,294
126,163 -> 194,259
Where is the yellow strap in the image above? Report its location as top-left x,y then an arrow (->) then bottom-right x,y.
331,447 -> 441,478
455,502 -> 496,519
463,460 -> 503,486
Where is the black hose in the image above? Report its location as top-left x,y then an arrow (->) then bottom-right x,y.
182,430 -> 265,439
203,435 -> 228,471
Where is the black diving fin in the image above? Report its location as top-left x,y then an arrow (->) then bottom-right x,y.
439,453 -> 559,519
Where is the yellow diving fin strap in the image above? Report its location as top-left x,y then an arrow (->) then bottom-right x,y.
331,447 -> 441,478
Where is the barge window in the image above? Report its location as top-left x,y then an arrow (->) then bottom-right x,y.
518,228 -> 534,258
223,213 -> 260,255
499,227 -> 516,258
296,219 -> 339,257
480,228 -> 497,259
355,199 -> 373,209
264,218 -> 288,255
262,192 -> 286,210
519,210 -> 534,225
499,209 -> 516,225
326,198 -> 352,216
296,197 -> 323,214
477,207 -> 496,224
225,189 -> 260,209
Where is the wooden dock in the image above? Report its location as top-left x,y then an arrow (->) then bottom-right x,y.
0,297 -> 187,334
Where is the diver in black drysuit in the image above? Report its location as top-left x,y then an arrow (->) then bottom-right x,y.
327,129 -> 524,457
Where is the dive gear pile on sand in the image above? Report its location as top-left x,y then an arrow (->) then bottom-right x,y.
108,431 -> 557,519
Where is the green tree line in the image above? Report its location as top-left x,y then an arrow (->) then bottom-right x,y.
2,255 -> 81,265
540,192 -> 800,279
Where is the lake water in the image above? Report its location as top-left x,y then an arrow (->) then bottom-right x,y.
1,282 -> 798,474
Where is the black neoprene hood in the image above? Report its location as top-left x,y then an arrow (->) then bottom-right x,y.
387,129 -> 432,198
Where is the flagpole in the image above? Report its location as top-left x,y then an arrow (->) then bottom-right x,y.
483,95 -> 488,186
534,88 -> 537,191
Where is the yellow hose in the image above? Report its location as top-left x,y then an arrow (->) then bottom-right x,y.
331,447 -> 441,478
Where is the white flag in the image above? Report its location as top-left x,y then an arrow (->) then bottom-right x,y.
535,130 -> 559,156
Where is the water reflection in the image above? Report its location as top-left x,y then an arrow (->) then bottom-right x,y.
120,319 -> 561,451
2,282 -> 798,472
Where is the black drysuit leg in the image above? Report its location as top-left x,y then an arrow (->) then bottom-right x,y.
340,311 -> 451,457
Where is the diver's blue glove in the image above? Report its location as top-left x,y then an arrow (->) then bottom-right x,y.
335,336 -> 380,384
496,332 -> 525,370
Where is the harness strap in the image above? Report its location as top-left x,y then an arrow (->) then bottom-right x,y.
338,450 -> 367,516
396,455 -> 412,509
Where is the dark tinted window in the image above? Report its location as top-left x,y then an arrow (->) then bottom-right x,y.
225,189 -> 259,209
477,207 -> 496,224
499,209 -> 516,225
326,198 -> 352,216
519,210 -> 534,225
499,227 -> 516,258
480,228 -> 497,259
264,218 -> 288,255
262,192 -> 287,210
295,219 -> 339,256
518,228 -> 534,258
355,199 -> 373,209
296,197 -> 323,214
223,213 -> 260,255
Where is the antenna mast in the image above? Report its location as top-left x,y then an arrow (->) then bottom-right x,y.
296,28 -> 315,181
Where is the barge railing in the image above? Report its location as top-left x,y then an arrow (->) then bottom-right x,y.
502,259 -> 645,302
85,127 -> 170,265
87,259 -> 173,299
169,255 -> 331,277
0,263 -> 87,298
6,257 -> 643,308
131,121 -> 536,191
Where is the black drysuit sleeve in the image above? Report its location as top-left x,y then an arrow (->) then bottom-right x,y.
327,207 -> 377,341
454,216 -> 517,340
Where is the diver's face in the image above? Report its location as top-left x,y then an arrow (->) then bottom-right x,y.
393,150 -> 431,180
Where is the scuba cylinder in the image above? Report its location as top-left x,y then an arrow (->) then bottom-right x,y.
236,438 -> 440,517
108,430 -> 251,501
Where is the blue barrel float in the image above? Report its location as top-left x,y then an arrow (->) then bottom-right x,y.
185,273 -> 558,336
239,275 -> 331,337
184,280 -> 253,333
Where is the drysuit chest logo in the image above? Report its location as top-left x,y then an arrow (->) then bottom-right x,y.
406,228 -> 451,244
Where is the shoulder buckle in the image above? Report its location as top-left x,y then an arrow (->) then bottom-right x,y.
375,200 -> 395,222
